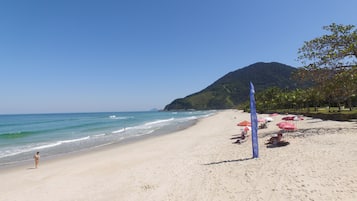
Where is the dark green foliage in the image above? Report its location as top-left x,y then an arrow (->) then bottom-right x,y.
296,23 -> 357,111
164,62 -> 302,110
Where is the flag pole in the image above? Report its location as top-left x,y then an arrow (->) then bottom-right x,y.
250,82 -> 259,158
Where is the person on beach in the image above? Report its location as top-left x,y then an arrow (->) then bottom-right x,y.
33,152 -> 40,168
266,132 -> 283,145
234,130 -> 248,144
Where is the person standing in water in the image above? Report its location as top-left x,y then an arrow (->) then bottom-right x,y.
33,152 -> 40,168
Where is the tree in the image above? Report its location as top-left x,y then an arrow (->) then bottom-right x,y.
297,23 -> 357,111
305,87 -> 322,112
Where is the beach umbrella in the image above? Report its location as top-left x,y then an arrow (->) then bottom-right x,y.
237,120 -> 251,126
276,121 -> 291,128
276,121 -> 296,131
282,124 -> 297,131
269,113 -> 279,117
282,116 -> 295,121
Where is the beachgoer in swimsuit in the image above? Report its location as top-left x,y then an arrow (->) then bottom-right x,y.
33,152 -> 40,168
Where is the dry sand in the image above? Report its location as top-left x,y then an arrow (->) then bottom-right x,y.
1,110 -> 357,201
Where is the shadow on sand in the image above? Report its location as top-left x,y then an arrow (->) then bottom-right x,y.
203,157 -> 253,165
266,141 -> 290,148
27,167 -> 37,170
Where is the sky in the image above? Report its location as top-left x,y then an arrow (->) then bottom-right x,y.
1,0 -> 356,114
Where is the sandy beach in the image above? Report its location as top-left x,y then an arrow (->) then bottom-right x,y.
1,110 -> 357,201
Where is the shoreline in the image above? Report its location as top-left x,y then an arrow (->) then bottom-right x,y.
1,110 -> 357,201
0,116 -> 201,171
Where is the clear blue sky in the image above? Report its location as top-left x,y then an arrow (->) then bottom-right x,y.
1,0 -> 356,114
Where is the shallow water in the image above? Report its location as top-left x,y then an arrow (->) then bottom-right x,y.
0,110 -> 216,166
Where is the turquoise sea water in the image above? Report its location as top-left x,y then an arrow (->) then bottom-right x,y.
0,110 -> 216,166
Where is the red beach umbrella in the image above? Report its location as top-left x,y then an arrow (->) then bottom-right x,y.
276,121 -> 291,128
282,116 -> 295,121
269,113 -> 279,117
277,121 -> 296,131
282,124 -> 297,131
237,120 -> 251,126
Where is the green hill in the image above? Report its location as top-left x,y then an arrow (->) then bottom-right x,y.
164,62 -> 299,110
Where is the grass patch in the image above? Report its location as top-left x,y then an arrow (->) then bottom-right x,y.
266,107 -> 357,121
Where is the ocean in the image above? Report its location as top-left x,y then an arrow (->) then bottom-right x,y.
0,110 -> 216,167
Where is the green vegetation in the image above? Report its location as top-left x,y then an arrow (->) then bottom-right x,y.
239,86 -> 357,119
240,23 -> 357,120
295,23 -> 357,112
165,23 -> 357,121
164,62 -> 302,110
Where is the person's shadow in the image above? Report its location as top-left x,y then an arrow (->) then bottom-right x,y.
27,167 -> 37,170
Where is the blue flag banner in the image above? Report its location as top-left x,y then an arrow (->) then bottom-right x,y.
250,82 -> 259,158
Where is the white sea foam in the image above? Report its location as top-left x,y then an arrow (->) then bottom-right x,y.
0,148 -> 27,159
145,118 -> 175,126
32,136 -> 90,150
33,142 -> 62,150
181,116 -> 198,120
94,133 -> 106,137
112,126 -> 137,134
0,136 -> 90,159
60,136 -> 90,143
109,115 -> 133,120
145,130 -> 155,135
112,128 -> 126,133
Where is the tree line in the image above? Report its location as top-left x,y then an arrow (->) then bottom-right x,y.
241,23 -> 357,113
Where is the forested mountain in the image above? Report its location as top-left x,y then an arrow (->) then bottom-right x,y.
164,62 -> 300,110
